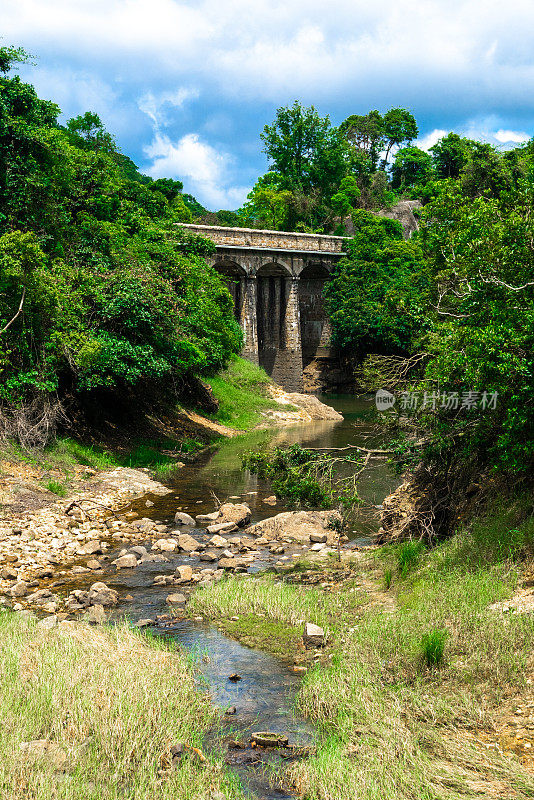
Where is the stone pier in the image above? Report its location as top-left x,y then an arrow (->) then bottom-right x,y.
178,224 -> 346,391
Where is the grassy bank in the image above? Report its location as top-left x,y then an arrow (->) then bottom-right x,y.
189,507 -> 534,799
207,356 -> 279,430
0,613 -> 243,800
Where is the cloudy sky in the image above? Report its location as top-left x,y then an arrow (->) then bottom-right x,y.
4,0 -> 534,209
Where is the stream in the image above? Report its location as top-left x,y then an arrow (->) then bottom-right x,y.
68,395 -> 399,798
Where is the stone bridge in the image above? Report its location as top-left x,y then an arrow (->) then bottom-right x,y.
179,224 -> 346,391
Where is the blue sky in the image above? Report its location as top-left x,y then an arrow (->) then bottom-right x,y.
4,0 -> 534,209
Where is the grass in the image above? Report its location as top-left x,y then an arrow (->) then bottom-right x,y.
420,628 -> 448,668
44,479 -> 68,497
383,567 -> 393,590
215,613 -> 304,659
0,612 -> 244,800
207,356 -> 279,430
396,539 -> 425,576
188,509 -> 534,799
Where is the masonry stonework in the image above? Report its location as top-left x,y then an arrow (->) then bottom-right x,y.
179,224 -> 346,392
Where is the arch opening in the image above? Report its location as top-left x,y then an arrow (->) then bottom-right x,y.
299,261 -> 331,368
213,259 -> 247,321
255,262 -> 292,375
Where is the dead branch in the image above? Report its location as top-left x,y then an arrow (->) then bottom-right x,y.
65,498 -> 131,521
305,445 -> 395,455
0,287 -> 25,334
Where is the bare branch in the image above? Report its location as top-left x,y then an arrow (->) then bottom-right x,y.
0,287 -> 26,334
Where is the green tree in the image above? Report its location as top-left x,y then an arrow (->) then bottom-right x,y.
430,132 -> 474,179
260,101 -> 349,228
325,210 -> 430,355
391,146 -> 433,190
382,108 -> 418,167
0,47 -> 241,421
239,173 -> 293,230
340,110 -> 384,170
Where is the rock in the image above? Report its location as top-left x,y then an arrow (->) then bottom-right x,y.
26,589 -> 55,606
37,615 -> 58,630
174,565 -> 193,582
154,538 -> 178,552
263,495 -> 277,505
310,533 -> 327,544
225,706 -> 237,715
174,512 -> 196,526
217,503 -> 251,528
218,557 -> 248,571
130,545 -> 148,557
250,731 -> 289,748
10,581 -> 28,598
76,540 -> 102,556
303,622 -> 325,648
19,740 -> 68,771
136,618 -> 154,627
86,559 -> 101,571
247,510 -> 342,544
208,534 -> 229,547
113,554 -> 138,569
1,567 -> 18,580
65,590 -> 90,611
87,582 -> 118,607
228,673 -> 241,682
177,534 -> 199,552
195,512 -> 220,524
85,604 -> 106,624
166,593 -> 187,606
207,523 -> 236,535
199,550 -> 218,562
310,543 -> 326,552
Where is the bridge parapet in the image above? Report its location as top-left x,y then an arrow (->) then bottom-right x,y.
179,223 -> 345,255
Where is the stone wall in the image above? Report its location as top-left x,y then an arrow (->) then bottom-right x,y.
179,223 -> 346,255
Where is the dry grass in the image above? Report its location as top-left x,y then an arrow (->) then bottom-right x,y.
0,612 -> 243,800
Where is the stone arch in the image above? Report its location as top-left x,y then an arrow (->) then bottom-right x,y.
298,261 -> 331,368
213,258 -> 247,320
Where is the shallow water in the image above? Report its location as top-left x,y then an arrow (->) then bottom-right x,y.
68,395 -> 399,797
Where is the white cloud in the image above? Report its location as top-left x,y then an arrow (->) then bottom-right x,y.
138,87 -> 199,129
143,132 -> 249,208
417,129 -> 449,151
494,129 -> 530,144
5,0 -> 534,206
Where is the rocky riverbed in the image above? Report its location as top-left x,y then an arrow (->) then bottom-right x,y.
0,465 -> 351,626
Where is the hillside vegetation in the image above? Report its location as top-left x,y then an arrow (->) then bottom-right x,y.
0,47 -> 241,448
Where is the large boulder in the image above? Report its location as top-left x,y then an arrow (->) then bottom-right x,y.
87,582 -> 118,607
76,540 -> 102,556
246,510 -> 342,544
177,533 -> 199,552
217,503 -> 251,528
174,512 -> 196,526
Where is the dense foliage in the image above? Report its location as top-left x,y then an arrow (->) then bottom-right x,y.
325,211 -> 430,355
0,49 -> 241,418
